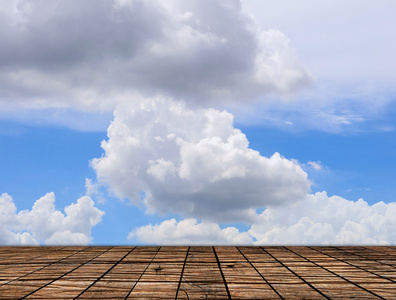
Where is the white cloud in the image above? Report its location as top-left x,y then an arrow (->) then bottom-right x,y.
0,193 -> 37,245
1,0 -> 394,134
45,231 -> 92,246
129,218 -> 253,245
2,0 -> 393,247
249,192 -> 396,245
242,1 -> 396,85
0,0 -> 309,113
85,178 -> 106,203
307,161 -> 322,171
0,192 -> 104,245
237,0 -> 396,133
92,96 -> 310,222
231,92 -> 390,133
130,192 -> 396,245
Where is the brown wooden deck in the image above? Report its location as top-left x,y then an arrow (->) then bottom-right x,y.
0,246 -> 395,299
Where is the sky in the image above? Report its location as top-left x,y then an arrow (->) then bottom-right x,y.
1,0 -> 396,245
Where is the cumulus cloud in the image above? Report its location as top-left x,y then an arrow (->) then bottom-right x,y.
4,0 -> 392,247
129,218 -> 253,245
0,0 -> 309,111
250,192 -> 396,245
0,193 -> 37,245
92,96 -> 310,222
0,192 -> 104,245
130,192 -> 396,245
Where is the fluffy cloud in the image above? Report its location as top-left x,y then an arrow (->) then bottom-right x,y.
250,192 -> 396,245
130,192 -> 396,245
129,218 -> 253,245
0,193 -> 37,245
0,0 -> 309,111
0,192 -> 104,245
92,96 -> 310,222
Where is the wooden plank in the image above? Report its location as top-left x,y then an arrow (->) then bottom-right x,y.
127,247 -> 187,298
215,247 -> 281,299
176,246 -> 229,299
0,246 -> 395,299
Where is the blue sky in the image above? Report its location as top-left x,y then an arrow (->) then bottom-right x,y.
1,0 -> 396,245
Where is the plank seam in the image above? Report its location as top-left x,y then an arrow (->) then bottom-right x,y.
75,246 -> 137,298
0,246 -> 91,287
175,246 -> 190,300
362,246 -> 396,258
124,246 -> 161,299
260,246 -> 331,300
236,246 -> 284,300
212,246 -> 232,300
311,246 -> 396,283
19,246 -> 114,299
0,246 -> 70,273
0,246 -> 67,263
336,246 -> 396,271
287,247 -> 386,300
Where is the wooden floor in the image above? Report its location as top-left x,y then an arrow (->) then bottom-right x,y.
0,246 -> 395,299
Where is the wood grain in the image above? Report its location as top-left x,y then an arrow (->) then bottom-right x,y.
0,246 -> 395,299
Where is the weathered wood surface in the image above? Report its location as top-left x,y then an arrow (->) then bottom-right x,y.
0,246 -> 395,299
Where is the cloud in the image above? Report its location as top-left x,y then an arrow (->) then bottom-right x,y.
85,178 -> 106,203
129,218 -> 253,245
307,161 -> 323,171
231,90 -> 392,133
0,192 -> 104,245
249,192 -> 396,245
92,96 -> 310,222
0,193 -> 37,245
0,0 -> 309,112
3,0 -> 393,247
130,192 -> 396,245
